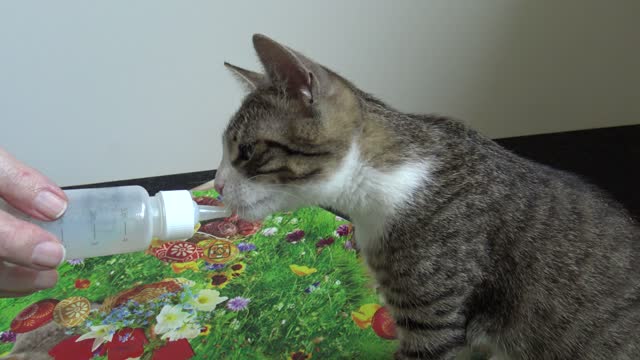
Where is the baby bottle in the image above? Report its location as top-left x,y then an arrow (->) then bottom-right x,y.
14,185 -> 230,260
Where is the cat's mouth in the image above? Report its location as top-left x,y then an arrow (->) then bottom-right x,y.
230,196 -> 275,221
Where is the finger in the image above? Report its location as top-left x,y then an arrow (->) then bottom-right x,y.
0,147 -> 67,221
0,262 -> 58,292
0,211 -> 65,270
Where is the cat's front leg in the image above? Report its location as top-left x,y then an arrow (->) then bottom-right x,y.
384,294 -> 468,360
393,325 -> 467,360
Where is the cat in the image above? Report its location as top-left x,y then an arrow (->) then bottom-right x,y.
207,34 -> 640,359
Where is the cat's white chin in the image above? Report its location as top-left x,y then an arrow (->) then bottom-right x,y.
233,206 -> 270,222
228,196 -> 292,222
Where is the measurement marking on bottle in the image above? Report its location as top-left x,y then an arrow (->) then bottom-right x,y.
121,209 -> 129,242
92,223 -> 98,245
89,210 -> 99,246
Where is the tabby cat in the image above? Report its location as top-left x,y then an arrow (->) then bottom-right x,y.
208,34 -> 640,359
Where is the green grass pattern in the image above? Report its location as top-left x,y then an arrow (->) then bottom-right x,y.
0,190 -> 396,359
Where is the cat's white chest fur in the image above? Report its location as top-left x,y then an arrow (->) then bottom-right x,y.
308,141 -> 432,251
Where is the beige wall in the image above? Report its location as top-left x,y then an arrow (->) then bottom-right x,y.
1,1 -> 638,186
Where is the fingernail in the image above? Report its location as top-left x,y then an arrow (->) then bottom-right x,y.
34,191 -> 67,219
32,242 -> 65,268
33,270 -> 58,290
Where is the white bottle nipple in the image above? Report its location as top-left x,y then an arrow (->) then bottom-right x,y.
197,205 -> 232,222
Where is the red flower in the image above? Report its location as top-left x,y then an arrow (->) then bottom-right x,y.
104,328 -> 148,360
236,219 -> 261,236
152,339 -> 195,360
193,196 -> 224,207
74,279 -> 91,289
371,306 -> 397,340
315,237 -> 335,248
286,230 -> 305,243
201,220 -> 238,238
49,335 -> 105,360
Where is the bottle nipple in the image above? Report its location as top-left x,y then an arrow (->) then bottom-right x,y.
197,205 -> 232,222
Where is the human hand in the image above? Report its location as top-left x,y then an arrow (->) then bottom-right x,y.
0,147 -> 67,297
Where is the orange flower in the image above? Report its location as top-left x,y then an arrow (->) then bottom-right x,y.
351,304 -> 381,329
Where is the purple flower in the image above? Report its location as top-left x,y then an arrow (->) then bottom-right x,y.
315,237 -> 335,248
0,331 -> 16,343
205,262 -> 226,271
344,240 -> 355,251
286,229 -> 305,243
67,258 -> 84,266
336,224 -> 351,237
237,242 -> 257,252
304,281 -> 321,294
226,296 -> 251,311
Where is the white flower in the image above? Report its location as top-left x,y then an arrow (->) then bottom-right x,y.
230,318 -> 241,330
190,289 -> 228,312
155,304 -> 192,334
273,217 -> 283,224
281,319 -> 287,325
290,218 -> 298,224
76,324 -> 116,351
161,322 -> 201,341
335,280 -> 342,286
261,227 -> 278,236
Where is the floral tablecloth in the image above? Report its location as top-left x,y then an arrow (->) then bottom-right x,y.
0,190 -> 397,359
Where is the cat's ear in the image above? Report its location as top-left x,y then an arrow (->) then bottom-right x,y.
224,62 -> 266,91
252,34 -> 331,105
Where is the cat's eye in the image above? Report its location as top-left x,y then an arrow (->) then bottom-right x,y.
238,143 -> 255,161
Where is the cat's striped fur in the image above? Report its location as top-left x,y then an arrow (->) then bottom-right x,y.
213,34 -> 640,359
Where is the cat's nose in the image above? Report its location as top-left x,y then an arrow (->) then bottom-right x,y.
214,179 -> 224,196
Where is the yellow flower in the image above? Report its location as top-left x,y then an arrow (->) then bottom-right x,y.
229,262 -> 246,277
289,264 -> 317,276
171,261 -> 199,274
351,303 -> 381,329
199,324 -> 211,336
209,273 -> 231,289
